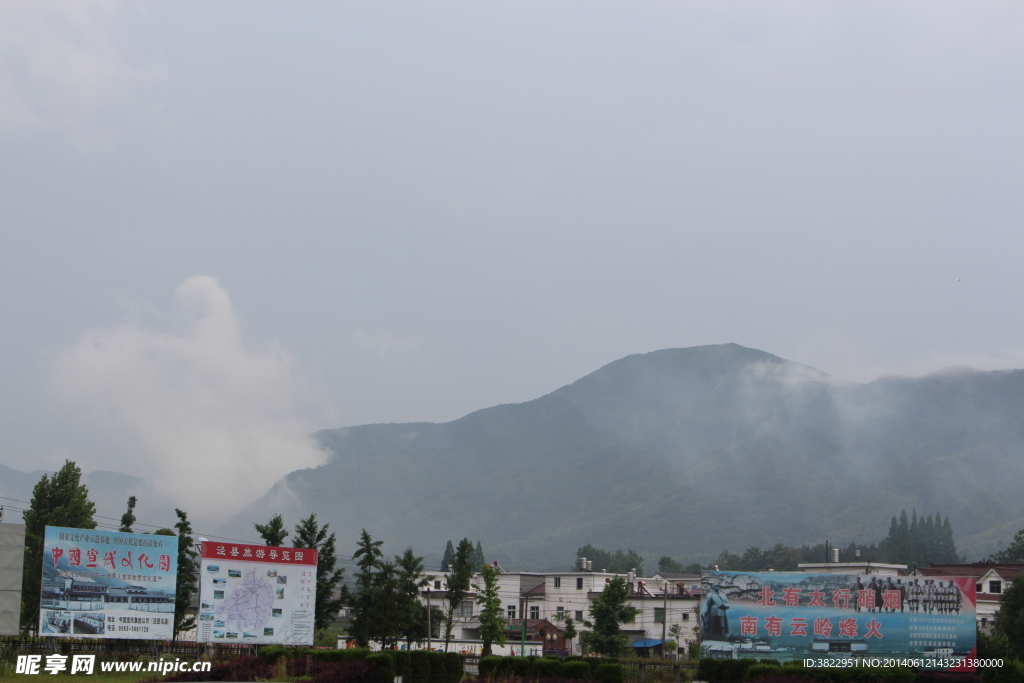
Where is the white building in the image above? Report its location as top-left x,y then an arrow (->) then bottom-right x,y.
408,564 -> 700,657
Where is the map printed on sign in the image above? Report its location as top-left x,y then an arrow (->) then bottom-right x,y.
197,541 -> 317,645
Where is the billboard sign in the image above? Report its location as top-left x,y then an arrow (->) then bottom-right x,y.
197,540 -> 317,645
39,526 -> 178,639
700,570 -> 976,670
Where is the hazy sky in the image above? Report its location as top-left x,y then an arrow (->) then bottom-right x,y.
2,2 -> 1022,511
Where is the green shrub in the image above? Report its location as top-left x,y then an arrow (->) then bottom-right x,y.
534,657 -> 559,679
747,663 -> 790,681
430,651 -> 449,683
510,656 -> 536,678
697,658 -> 721,682
715,658 -> 757,683
315,648 -> 370,663
409,650 -> 432,682
445,652 -> 463,683
982,659 -> 1024,683
478,656 -> 503,680
392,650 -> 412,677
561,660 -> 592,680
367,652 -> 395,680
595,662 -> 624,683
258,645 -> 289,663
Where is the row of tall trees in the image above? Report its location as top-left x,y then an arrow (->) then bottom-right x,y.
252,513 -> 347,633
877,510 -> 960,566
655,509 -> 962,574
440,539 -> 485,570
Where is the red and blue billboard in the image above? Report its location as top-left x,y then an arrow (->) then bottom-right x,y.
700,571 -> 976,671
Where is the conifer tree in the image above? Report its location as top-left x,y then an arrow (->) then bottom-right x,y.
349,529 -> 385,647
153,509 -> 196,641
441,540 -> 455,569
442,538 -> 474,652
395,547 -> 430,648
21,460 -> 97,630
292,513 -> 346,634
254,513 -> 289,547
119,496 -> 137,533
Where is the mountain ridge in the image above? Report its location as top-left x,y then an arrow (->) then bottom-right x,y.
230,343 -> 1024,569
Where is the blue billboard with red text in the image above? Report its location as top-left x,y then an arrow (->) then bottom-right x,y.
700,570 -> 976,671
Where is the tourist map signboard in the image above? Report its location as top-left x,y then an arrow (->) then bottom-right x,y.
39,526 -> 178,639
197,540 -> 317,645
700,570 -> 976,671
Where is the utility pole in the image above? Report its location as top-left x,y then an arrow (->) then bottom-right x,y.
427,588 -> 432,651
662,582 -> 668,657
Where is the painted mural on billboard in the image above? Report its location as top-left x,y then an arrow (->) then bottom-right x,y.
39,526 -> 178,639
700,571 -> 976,670
197,541 -> 317,646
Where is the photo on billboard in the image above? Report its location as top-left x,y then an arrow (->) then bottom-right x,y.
700,570 -> 976,671
197,541 -> 316,646
39,526 -> 179,640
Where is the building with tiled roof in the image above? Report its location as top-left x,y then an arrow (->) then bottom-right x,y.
913,562 -> 1024,632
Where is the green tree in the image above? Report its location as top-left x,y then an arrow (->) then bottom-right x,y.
713,550 -> 742,571
119,496 -> 137,533
562,614 -> 578,653
992,528 -> 1024,563
21,460 -> 97,630
475,562 -> 505,656
994,574 -> 1024,660
395,547 -> 430,648
292,513 -> 346,634
349,529 -> 385,647
254,513 -> 289,547
441,540 -> 455,569
658,556 -> 685,573
580,576 -> 638,657
442,538 -> 474,652
575,545 -> 644,575
170,509 -> 197,640
366,560 -> 406,649
471,541 -> 486,568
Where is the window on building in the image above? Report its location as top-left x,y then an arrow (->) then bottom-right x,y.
530,605 -> 540,620
435,580 -> 442,590
554,577 -> 561,588
507,605 -> 517,619
977,583 -> 983,593
556,606 -> 564,615
654,607 -> 665,624
456,599 -> 475,618
576,578 -> 584,590
682,613 -> 689,621
575,611 -> 584,621
990,580 -> 1002,594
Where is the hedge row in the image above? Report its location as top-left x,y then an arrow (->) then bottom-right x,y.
258,646 -> 463,683
478,655 -> 622,683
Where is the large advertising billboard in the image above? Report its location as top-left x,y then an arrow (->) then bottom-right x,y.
197,540 -> 317,646
39,526 -> 178,639
700,570 -> 976,670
